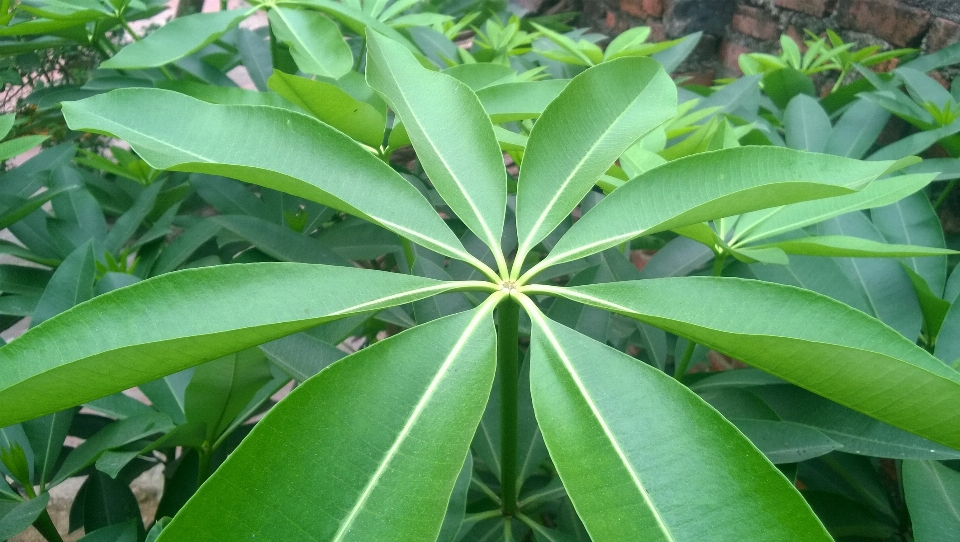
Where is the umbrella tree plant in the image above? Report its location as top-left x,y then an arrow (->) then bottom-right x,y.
2,31 -> 960,540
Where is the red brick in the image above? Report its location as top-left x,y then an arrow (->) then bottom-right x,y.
648,21 -> 666,42
838,0 -> 931,47
926,17 -> 960,52
606,10 -> 616,28
774,0 -> 837,17
732,5 -> 780,41
620,0 -> 663,18
719,39 -> 751,75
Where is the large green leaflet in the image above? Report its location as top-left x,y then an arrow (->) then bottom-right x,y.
536,147 -> 903,272
101,9 -> 249,69
60,89 -> 476,266
268,7 -> 353,79
732,172 -> 934,244
157,304 -> 499,541
513,57 -> 676,270
0,264 -> 471,426
367,32 -> 507,265
523,304 -> 831,541
903,460 -> 960,541
527,278 -> 960,450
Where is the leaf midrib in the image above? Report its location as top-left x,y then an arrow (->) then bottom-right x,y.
528,306 -> 676,541
372,52 -> 502,253
331,298 -> 499,541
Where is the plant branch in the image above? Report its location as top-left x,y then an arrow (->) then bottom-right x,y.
497,295 -> 520,516
32,509 -> 63,542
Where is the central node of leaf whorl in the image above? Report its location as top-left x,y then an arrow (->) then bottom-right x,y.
499,280 -> 517,293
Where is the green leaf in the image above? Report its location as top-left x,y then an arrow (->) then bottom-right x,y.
212,214 -> 349,265
156,304 -> 499,541
753,235 -> 957,258
0,113 -> 14,139
260,331 -> 346,381
523,305 -> 831,540
0,493 -> 50,540
30,240 -> 95,327
815,212 -> 922,340
267,71 -> 385,148
513,58 -> 676,269
537,147 -> 901,272
903,460 -> 960,541
733,172 -> 934,244
762,68 -> 815,110
0,183 -> 77,231
784,94 -> 831,152
278,0 -> 416,51
268,7 -> 353,78
156,80 -> 294,109
367,32 -> 507,266
0,135 -> 48,161
824,99 -> 891,159
22,408 -> 75,488
61,89 -> 475,265
935,301 -> 960,364
184,348 -> 273,443
750,384 -> 960,459
102,9 -> 248,69
0,264 -> 473,426
475,80 -> 567,123
731,419 -> 841,464
437,453 -> 473,542
872,191 -> 947,297
52,412 -> 173,485
532,277 -> 960,451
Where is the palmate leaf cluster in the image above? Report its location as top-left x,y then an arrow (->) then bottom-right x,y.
2,2 -> 960,540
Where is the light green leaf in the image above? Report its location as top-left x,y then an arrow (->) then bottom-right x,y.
267,71 -> 385,148
535,147 -> 901,273
367,32 -> 507,268
754,235 -> 957,258
157,304 -> 499,541
102,9 -> 248,69
0,264 -> 475,426
0,135 -> 48,161
733,172 -> 934,244
872,191 -> 947,297
268,7 -> 353,78
475,80 -> 567,123
22,408 -> 76,488
61,89 -> 476,265
184,349 -> 273,443
0,113 -> 14,139
530,277 -> 960,451
523,304 -> 831,541
903,460 -> 960,541
513,58 -> 676,271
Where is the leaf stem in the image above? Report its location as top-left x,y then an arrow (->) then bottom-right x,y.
497,295 -> 520,516
674,340 -> 696,380
33,509 -> 63,542
934,178 -> 958,210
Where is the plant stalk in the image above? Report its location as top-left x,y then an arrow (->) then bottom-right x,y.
497,296 -> 520,516
33,509 -> 63,542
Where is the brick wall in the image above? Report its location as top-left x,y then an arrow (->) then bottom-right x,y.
581,0 -> 960,80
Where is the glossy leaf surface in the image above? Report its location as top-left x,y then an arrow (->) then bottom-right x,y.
158,306 -> 498,541
102,10 -> 248,69
0,264 -> 464,426
268,7 -> 353,78
524,307 -> 830,541
534,277 -> 960,450
61,89 -> 472,262
367,32 -> 507,260
514,58 -> 675,264
541,148 -> 901,270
